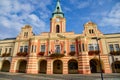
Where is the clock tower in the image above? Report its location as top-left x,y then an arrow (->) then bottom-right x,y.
50,0 -> 66,33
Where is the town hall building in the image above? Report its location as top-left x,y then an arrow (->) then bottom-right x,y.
0,0 -> 120,74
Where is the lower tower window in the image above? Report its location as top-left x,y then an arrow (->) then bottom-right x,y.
56,25 -> 60,33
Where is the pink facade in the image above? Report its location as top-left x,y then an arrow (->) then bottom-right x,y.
1,0 -> 120,74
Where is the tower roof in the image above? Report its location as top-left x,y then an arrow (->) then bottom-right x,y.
52,0 -> 64,18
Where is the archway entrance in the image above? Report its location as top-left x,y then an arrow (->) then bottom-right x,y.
39,60 -> 47,74
18,60 -> 27,73
1,60 -> 10,72
90,59 -> 104,73
68,59 -> 78,74
112,61 -> 120,73
53,60 -> 63,74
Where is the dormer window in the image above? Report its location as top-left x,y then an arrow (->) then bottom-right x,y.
89,29 -> 94,34
24,32 -> 28,38
92,29 -> 94,33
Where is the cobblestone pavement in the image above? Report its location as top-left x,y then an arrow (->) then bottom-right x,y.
0,72 -> 120,80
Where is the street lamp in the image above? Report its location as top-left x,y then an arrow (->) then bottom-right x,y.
92,37 -> 104,80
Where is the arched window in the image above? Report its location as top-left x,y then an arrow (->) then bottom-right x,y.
89,29 -> 94,34
92,29 -> 94,33
56,25 -> 60,33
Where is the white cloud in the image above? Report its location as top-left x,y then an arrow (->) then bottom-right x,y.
0,0 -> 52,39
63,6 -> 71,12
77,2 -> 89,9
100,3 -> 120,27
69,0 -> 90,9
109,3 -> 120,18
28,14 -> 40,22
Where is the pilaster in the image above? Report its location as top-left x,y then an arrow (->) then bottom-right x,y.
63,59 -> 68,74
10,58 -> 17,73
101,55 -> 112,73
78,52 -> 91,74
26,55 -> 38,74
47,59 -> 53,74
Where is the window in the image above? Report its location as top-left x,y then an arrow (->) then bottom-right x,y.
5,48 -> 7,53
79,44 -> 81,52
31,45 -> 36,53
34,45 -> 36,53
9,48 -> 12,53
57,7 -> 59,10
56,25 -> 60,33
57,7 -> 60,12
41,45 -> 45,52
89,44 -> 94,51
89,30 -> 91,34
109,44 -> 114,51
88,44 -> 99,51
115,44 -> 120,51
55,45 -> 60,53
24,32 -> 28,37
0,48 -> 2,55
20,46 -> 23,52
82,43 -> 85,51
31,45 -> 34,53
92,29 -> 94,33
24,46 -> 28,52
70,44 -> 75,52
94,44 -> 99,50
89,29 -> 94,34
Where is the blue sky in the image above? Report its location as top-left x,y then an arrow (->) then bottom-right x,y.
0,0 -> 120,39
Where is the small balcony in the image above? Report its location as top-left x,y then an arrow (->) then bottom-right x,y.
17,52 -> 28,57
109,51 -> 120,55
1,53 -> 11,57
49,53 -> 65,58
88,50 -> 100,56
38,52 -> 45,56
69,51 -> 76,56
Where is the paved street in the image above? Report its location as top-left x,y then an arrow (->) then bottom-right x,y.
0,72 -> 120,80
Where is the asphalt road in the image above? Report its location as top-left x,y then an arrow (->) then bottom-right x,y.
0,72 -> 120,80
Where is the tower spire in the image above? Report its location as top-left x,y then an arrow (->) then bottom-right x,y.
52,0 -> 64,18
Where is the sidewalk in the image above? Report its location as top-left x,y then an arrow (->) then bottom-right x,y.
0,72 -> 120,80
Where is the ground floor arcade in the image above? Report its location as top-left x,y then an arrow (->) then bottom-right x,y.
0,55 -> 119,74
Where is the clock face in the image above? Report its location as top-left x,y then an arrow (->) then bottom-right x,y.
56,18 -> 60,22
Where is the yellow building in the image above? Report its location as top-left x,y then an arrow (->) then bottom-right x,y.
0,0 -> 120,74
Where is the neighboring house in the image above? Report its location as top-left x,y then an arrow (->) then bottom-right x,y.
0,0 -> 120,74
